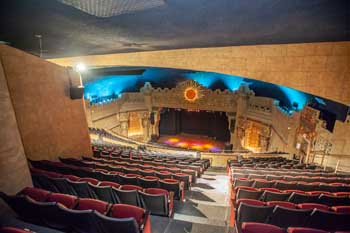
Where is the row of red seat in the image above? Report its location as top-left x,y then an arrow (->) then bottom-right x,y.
232,177 -> 350,193
30,161 -> 185,200
81,156 -> 201,181
237,198 -> 350,213
232,186 -> 350,207
31,167 -> 176,216
240,222 -> 346,233
1,187 -> 151,233
229,167 -> 350,178
49,158 -> 195,187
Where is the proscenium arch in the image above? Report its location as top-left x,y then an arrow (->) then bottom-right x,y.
48,41 -> 350,105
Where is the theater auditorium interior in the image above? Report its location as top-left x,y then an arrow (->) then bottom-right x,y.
0,1 -> 350,233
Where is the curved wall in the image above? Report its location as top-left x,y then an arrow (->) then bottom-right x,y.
48,41 -> 350,105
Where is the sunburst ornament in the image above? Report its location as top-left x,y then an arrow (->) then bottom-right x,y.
182,80 -> 204,102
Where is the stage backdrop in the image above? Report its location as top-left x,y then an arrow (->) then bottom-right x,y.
159,108 -> 230,142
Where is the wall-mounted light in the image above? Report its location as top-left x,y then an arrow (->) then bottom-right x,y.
75,62 -> 87,73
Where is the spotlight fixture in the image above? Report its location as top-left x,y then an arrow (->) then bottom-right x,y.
75,62 -> 87,72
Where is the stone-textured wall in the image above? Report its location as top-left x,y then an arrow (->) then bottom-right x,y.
0,58 -> 32,194
48,41 -> 350,105
0,45 -> 92,161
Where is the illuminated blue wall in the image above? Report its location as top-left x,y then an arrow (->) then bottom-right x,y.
83,67 -> 317,113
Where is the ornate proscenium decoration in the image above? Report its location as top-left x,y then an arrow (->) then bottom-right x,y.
182,80 -> 204,103
184,87 -> 198,102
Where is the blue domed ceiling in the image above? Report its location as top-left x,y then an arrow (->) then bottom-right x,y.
82,67 -> 349,128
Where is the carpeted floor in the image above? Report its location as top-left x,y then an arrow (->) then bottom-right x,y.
152,167 -> 235,233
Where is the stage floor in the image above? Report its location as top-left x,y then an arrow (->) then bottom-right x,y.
157,134 -> 226,152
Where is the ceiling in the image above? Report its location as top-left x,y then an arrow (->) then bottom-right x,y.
0,0 -> 349,58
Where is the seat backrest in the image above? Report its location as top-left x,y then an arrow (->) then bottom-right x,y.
288,193 -> 319,204
114,189 -> 141,206
67,180 -> 97,199
234,179 -> 254,187
262,191 -> 290,202
236,203 -> 274,225
110,204 -> 145,227
236,189 -> 263,201
99,181 -> 121,189
76,198 -> 109,214
95,210 -> 139,233
139,190 -> 169,216
241,222 -> 284,233
159,180 -> 181,200
49,177 -> 77,196
237,198 -> 265,207
79,178 -> 100,185
297,203 -> 329,211
62,174 -> 80,182
318,194 -> 350,206
288,227 -> 329,233
266,201 -> 296,209
88,183 -> 119,204
61,208 -> 98,233
268,206 -> 312,228
331,206 -> 350,214
20,187 -> 50,202
307,209 -> 350,231
121,185 -> 143,191
253,180 -> 275,189
47,193 -> 78,209
275,182 -> 297,190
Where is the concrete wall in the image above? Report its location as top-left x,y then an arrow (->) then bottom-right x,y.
0,45 -> 92,161
0,58 -> 32,194
48,41 -> 350,105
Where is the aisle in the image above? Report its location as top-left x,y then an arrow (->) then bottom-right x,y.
151,167 -> 234,233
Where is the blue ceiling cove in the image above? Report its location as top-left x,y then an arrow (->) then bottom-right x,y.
83,67 -> 349,127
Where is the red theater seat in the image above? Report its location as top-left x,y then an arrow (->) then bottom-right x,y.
288,227 -> 329,233
78,177 -> 99,185
110,204 -> 145,227
20,187 -> 50,202
120,185 -> 143,191
99,181 -> 121,189
297,203 -> 329,211
331,206 -> 350,214
76,198 -> 110,214
62,174 -> 80,182
0,227 -> 31,233
236,198 -> 265,207
266,201 -> 296,209
241,222 -> 284,233
47,193 -> 78,209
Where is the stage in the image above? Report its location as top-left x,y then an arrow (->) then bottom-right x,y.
157,134 -> 226,152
